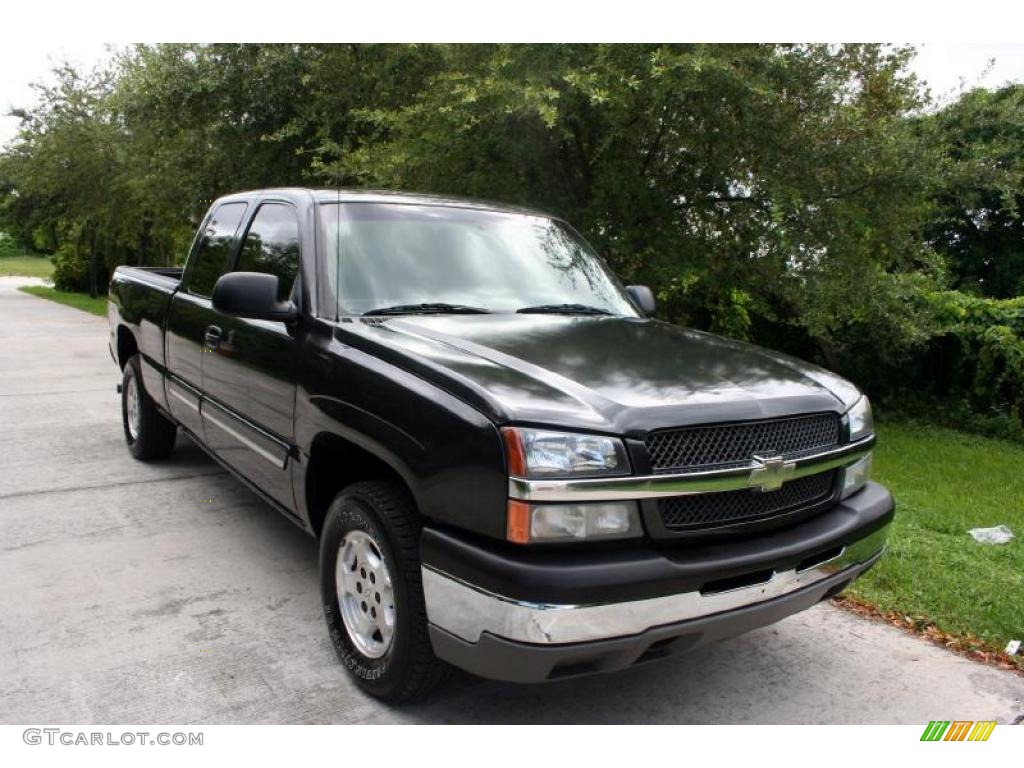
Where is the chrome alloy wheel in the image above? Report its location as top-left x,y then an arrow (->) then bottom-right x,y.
125,371 -> 141,440
335,530 -> 396,658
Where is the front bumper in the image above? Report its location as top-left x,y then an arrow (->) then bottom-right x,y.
422,481 -> 893,683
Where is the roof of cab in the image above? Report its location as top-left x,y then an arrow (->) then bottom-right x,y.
215,187 -> 555,219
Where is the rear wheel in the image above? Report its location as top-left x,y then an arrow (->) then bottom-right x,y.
121,354 -> 177,460
320,480 -> 450,702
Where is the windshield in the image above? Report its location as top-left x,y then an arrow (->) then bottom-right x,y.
320,203 -> 638,316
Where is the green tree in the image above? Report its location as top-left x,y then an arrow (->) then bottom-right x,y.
923,84 -> 1024,299
327,44 -> 940,370
0,64 -> 132,294
5,43 -> 1007,421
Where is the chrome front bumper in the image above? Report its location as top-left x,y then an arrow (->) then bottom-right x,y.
423,523 -> 888,647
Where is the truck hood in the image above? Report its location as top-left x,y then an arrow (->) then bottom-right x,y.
339,315 -> 861,434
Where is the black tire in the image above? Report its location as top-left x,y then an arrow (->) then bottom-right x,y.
320,480 -> 450,702
121,354 -> 177,461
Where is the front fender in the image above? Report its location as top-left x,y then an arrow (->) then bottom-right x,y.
296,329 -> 508,539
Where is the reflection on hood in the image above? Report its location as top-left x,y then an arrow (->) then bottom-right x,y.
337,314 -> 861,435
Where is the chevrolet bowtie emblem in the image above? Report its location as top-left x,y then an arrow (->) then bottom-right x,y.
749,454 -> 796,492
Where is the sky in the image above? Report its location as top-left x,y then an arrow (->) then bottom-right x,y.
0,42 -> 114,147
1,43 -> 1023,148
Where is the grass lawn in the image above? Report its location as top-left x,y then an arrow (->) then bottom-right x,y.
0,253 -> 54,278
19,285 -> 108,317
850,421 -> 1023,654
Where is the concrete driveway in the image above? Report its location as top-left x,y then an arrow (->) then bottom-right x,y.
0,276 -> 1021,724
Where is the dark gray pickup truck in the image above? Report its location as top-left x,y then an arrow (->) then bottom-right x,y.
108,188 -> 892,701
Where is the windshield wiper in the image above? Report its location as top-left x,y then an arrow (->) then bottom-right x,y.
516,303 -> 612,316
363,302 -> 492,316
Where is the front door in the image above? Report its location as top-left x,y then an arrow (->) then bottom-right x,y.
200,201 -> 302,511
165,200 -> 249,438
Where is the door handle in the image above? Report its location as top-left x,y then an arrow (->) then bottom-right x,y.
204,325 -> 222,349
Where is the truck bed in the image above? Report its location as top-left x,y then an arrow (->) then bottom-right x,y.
108,265 -> 185,390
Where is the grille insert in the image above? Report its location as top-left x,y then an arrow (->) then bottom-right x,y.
657,470 -> 838,532
646,413 -> 840,474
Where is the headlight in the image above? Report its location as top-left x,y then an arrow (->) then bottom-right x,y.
847,396 -> 874,441
841,452 -> 873,499
507,500 -> 641,543
502,427 -> 630,479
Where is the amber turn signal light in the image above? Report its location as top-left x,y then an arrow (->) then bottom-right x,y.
501,427 -> 527,477
506,500 -> 530,544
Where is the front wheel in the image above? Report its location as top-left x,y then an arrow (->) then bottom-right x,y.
121,354 -> 177,460
320,480 -> 450,702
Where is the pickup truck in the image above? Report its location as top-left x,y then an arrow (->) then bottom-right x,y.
108,188 -> 893,702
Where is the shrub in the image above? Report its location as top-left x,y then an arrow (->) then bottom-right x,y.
51,241 -> 91,292
929,292 -> 1024,423
869,291 -> 1024,437
0,233 -> 22,258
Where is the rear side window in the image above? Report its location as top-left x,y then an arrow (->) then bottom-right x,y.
185,202 -> 248,296
235,203 -> 301,301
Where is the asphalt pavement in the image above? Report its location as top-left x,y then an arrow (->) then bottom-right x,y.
1,275 -> 1021,724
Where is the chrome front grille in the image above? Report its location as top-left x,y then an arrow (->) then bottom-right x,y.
645,413 -> 841,474
645,413 -> 843,536
656,470 -> 838,532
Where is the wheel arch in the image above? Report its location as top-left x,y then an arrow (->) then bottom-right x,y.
303,431 -> 420,538
116,325 -> 139,370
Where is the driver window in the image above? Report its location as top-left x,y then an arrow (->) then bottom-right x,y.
235,203 -> 301,302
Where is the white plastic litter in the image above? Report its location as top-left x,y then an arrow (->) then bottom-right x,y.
967,525 -> 1014,544
1006,640 -> 1022,656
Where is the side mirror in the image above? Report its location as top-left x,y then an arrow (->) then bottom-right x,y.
212,272 -> 298,322
626,285 -> 656,317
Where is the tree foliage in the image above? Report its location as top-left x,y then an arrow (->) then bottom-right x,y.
922,84 -> 1024,299
1,44 -> 1022,430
